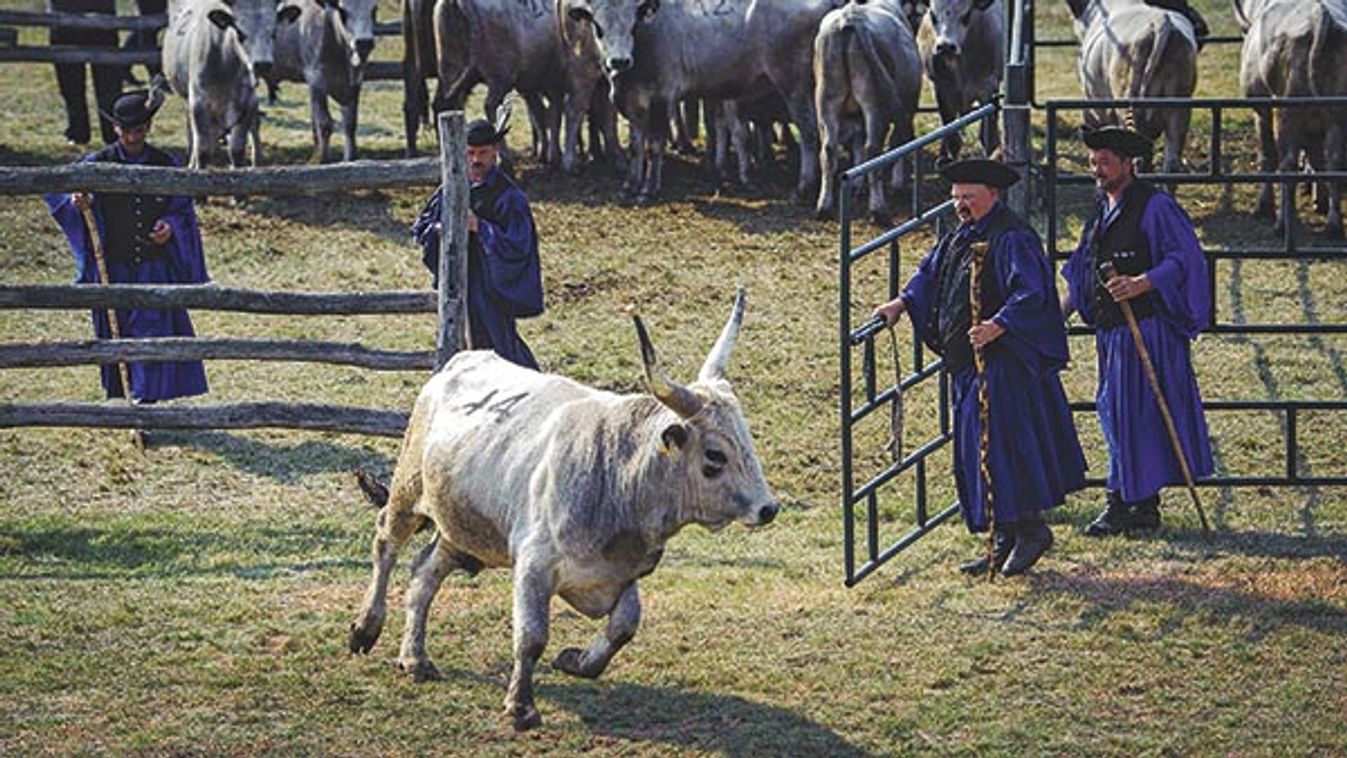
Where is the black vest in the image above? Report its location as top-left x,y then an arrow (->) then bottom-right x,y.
91,144 -> 174,264
925,205 -> 1023,372
1085,180 -> 1159,328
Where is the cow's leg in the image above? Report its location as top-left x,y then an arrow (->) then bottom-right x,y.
396,535 -> 470,682
889,111 -> 915,195
728,103 -> 751,187
349,501 -> 427,655
815,98 -> 842,221
1161,107 -> 1191,193
1254,107 -> 1276,219
544,92 -> 563,167
1325,122 -> 1344,240
310,86 -> 334,164
864,108 -> 890,227
1274,127 -> 1300,238
624,123 -> 645,196
227,119 -> 248,170
246,102 -> 263,168
561,86 -> 587,174
933,82 -> 963,162
190,101 -> 213,170
340,85 -> 360,163
783,90 -> 821,205
505,551 -> 555,731
553,581 -> 641,680
595,91 -> 626,171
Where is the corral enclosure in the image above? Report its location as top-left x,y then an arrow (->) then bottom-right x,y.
1,0 -> 1345,754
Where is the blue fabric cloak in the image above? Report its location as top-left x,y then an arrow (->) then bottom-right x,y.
44,142 -> 209,402
413,166 -> 543,370
902,203 -> 1087,532
1062,184 -> 1214,501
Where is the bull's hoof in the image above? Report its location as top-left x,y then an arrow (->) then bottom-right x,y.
552,647 -> 601,679
397,657 -> 442,683
635,193 -> 656,207
870,211 -> 892,228
815,205 -> 835,222
508,704 -> 542,732
348,622 -> 382,654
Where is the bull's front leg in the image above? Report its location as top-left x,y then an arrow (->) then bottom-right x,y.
309,85 -> 334,164
397,535 -> 467,682
552,581 -> 640,680
349,501 -> 427,655
340,86 -> 360,163
505,552 -> 555,731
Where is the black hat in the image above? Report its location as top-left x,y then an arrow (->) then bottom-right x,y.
103,90 -> 161,129
465,118 -> 508,147
1080,125 -> 1153,158
938,158 -> 1020,189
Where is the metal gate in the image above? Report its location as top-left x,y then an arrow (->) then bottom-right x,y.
838,94 -> 1347,586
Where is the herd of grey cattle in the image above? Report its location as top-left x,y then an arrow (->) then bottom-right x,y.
154,0 -> 1344,234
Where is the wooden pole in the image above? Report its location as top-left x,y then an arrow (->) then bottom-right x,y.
434,112 -> 469,371
1101,262 -> 1211,537
78,203 -> 142,450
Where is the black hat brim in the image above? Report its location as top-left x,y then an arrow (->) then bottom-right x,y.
938,158 -> 1020,189
1080,126 -> 1152,158
465,119 -> 509,146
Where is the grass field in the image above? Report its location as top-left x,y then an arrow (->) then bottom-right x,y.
1,0 -> 1345,755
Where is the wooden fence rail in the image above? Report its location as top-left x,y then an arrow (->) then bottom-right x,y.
0,338 -> 434,371
0,402 -> 408,437
0,9 -> 165,31
0,284 -> 435,314
0,158 -> 440,196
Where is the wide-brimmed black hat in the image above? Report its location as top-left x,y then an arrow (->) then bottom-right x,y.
102,90 -> 161,129
938,158 -> 1020,189
1080,125 -> 1153,158
465,118 -> 508,146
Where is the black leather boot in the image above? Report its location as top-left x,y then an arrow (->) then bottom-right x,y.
1128,495 -> 1161,533
1084,490 -> 1130,537
1001,519 -> 1054,577
959,526 -> 1016,576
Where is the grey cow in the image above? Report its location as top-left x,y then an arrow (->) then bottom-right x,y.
162,0 -> 282,169
269,0 -> 378,163
348,289 -> 779,731
562,0 -> 840,203
917,0 -> 1003,162
1239,0 -> 1347,239
1066,0 -> 1199,175
814,0 -> 923,225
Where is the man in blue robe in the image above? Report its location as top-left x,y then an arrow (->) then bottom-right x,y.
45,90 -> 209,403
412,119 -> 544,370
1061,125 -> 1214,536
874,159 -> 1087,576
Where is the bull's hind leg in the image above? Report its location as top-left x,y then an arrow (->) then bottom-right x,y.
397,536 -> 479,682
552,581 -> 641,680
349,491 -> 426,655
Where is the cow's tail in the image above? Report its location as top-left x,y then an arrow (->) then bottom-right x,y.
1310,1 -> 1343,95
354,468 -> 389,509
1128,14 -> 1178,138
850,15 -> 902,118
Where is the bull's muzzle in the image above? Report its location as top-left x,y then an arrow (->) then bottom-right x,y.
606,56 -> 632,74
754,502 -> 779,525
935,41 -> 959,57
253,60 -> 273,77
355,38 -> 374,62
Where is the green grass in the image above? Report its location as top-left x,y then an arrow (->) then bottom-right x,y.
2,0 -> 1345,755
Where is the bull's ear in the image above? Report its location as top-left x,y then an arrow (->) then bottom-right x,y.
972,0 -> 995,11
207,9 -> 236,30
279,4 -> 302,24
638,0 -> 659,20
660,423 -> 689,456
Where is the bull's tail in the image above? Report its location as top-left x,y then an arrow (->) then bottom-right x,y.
354,468 -> 389,508
1127,14 -> 1178,136
849,15 -> 902,118
1310,1 -> 1346,96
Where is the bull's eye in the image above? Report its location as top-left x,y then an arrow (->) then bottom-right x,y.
705,449 -> 727,465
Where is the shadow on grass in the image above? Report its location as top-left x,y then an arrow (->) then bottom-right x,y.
152,430 -> 391,483
543,679 -> 875,757
0,523 -> 362,579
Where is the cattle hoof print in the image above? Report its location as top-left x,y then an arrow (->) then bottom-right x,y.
551,647 -> 598,679
397,658 -> 442,683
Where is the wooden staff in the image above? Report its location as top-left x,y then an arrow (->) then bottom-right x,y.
79,201 -> 143,450
969,241 -> 997,580
1101,262 -> 1209,537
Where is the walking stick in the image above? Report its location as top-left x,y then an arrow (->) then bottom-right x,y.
1100,262 -> 1209,537
79,202 -> 144,451
969,241 -> 997,580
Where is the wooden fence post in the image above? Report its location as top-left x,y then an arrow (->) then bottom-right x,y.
435,112 -> 469,371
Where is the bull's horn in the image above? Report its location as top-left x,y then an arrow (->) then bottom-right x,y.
633,314 -> 704,418
697,287 -> 746,383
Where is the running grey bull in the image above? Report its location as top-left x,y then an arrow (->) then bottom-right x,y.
348,288 -> 778,731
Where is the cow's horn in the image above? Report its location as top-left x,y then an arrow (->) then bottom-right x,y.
698,287 -> 745,383
633,314 -> 704,418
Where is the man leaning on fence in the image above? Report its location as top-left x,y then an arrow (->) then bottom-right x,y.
1061,125 -> 1214,537
872,158 -> 1087,577
411,117 -> 544,370
44,90 -> 210,404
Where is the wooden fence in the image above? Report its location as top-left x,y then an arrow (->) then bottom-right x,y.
0,114 -> 470,439
0,9 -> 409,80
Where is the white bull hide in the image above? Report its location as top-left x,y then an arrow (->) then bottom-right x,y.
348,289 -> 779,732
